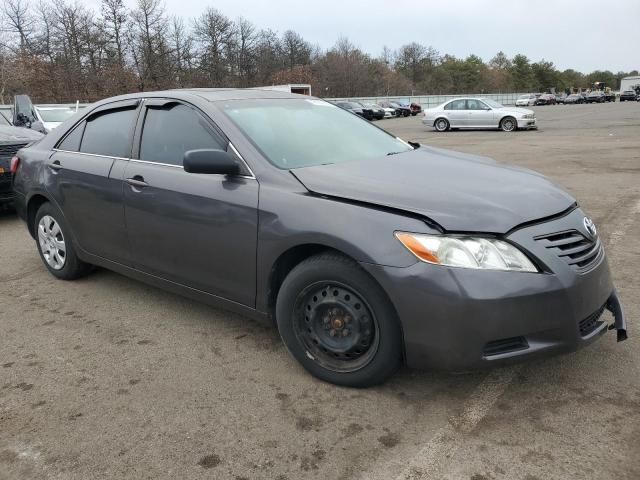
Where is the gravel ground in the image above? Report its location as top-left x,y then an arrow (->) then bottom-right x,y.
1,101 -> 639,480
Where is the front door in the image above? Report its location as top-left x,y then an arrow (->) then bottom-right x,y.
123,100 -> 259,307
466,99 -> 495,128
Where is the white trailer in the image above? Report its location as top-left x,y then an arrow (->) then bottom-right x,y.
620,76 -> 640,92
257,84 -> 312,96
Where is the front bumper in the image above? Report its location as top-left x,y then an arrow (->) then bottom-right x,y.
517,117 -> 537,129
361,208 -> 626,371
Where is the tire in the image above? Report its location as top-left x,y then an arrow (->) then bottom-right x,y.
34,202 -> 92,280
276,252 -> 402,388
500,116 -> 517,132
434,117 -> 450,132
403,110 -> 410,117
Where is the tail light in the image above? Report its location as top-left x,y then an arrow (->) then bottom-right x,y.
10,156 -> 20,174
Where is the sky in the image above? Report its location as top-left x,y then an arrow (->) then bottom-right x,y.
86,0 -> 639,73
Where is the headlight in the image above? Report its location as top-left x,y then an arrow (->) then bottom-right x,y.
395,232 -> 538,272
523,113 -> 535,119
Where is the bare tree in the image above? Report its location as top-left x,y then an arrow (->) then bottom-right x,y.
193,7 -> 234,86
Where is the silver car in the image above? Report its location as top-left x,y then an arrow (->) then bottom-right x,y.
422,98 -> 537,132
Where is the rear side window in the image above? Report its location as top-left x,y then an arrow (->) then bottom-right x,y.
58,122 -> 85,152
445,100 -> 466,110
80,107 -> 136,158
139,104 -> 226,166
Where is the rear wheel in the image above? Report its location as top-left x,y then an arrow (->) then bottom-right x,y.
500,116 -> 517,132
34,202 -> 92,280
276,253 -> 402,387
434,118 -> 450,132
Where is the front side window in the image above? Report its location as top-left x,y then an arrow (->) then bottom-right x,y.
466,99 -> 488,110
139,103 -> 226,166
222,99 -> 412,169
81,107 -> 136,158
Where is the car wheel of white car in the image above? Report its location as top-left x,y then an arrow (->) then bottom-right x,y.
500,116 -> 517,132
434,118 -> 449,132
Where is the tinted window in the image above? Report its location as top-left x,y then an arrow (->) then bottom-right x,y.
58,122 -> 85,151
81,108 -> 136,157
445,100 -> 466,110
140,104 -> 225,166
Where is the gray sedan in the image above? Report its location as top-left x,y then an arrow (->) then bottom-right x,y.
12,89 -> 626,387
423,97 -> 537,132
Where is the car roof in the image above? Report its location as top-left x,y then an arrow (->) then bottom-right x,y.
92,88 -> 311,105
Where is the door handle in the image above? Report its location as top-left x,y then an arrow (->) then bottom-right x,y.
125,176 -> 149,188
48,160 -> 63,171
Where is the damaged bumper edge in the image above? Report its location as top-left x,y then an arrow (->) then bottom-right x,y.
606,289 -> 628,342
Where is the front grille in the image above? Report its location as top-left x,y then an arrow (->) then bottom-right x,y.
534,229 -> 601,270
483,336 -> 529,357
0,142 -> 27,160
579,305 -> 606,337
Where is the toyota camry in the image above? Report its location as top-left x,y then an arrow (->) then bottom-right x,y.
12,89 -> 627,387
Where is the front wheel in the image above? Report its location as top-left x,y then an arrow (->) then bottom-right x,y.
500,116 -> 517,132
434,117 -> 450,132
276,253 -> 402,388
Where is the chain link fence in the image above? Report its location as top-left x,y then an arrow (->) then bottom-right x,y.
327,93 -> 530,108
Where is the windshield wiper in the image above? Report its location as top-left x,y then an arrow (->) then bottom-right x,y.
387,151 -> 404,156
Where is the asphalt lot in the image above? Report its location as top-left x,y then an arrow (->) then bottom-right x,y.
1,101 -> 639,480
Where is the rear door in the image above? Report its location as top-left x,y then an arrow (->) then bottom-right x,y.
444,99 -> 468,127
46,100 -> 138,264
123,99 -> 259,307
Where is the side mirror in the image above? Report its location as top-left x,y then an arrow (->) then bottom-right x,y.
183,149 -> 241,175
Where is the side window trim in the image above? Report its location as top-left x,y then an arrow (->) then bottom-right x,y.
55,121 -> 86,153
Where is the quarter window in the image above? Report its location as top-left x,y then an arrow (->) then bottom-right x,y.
80,107 -> 136,158
139,104 -> 226,167
58,122 -> 85,152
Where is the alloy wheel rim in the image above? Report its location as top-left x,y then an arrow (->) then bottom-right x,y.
38,215 -> 66,270
436,120 -> 447,131
293,282 -> 379,373
503,119 -> 515,131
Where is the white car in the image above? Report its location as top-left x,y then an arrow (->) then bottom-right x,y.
35,105 -> 85,133
422,98 -> 537,132
515,94 -> 538,107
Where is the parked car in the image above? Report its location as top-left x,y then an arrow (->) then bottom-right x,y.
334,101 -> 374,121
535,94 -> 556,105
619,90 -> 638,102
360,103 -> 386,120
586,91 -> 605,103
12,90 -> 627,387
35,105 -> 85,132
564,94 -> 585,104
0,115 -> 44,207
400,102 -> 422,116
555,93 -> 568,104
515,94 -> 537,107
379,101 -> 411,117
379,105 -> 397,118
423,97 -> 537,132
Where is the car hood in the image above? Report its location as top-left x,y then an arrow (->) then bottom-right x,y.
290,147 -> 575,233
0,125 -> 45,142
496,106 -> 533,116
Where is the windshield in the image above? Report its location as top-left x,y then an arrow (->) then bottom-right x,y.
222,99 -> 412,169
0,113 -> 10,126
518,95 -> 529,99
38,108 -> 77,123
482,99 -> 504,108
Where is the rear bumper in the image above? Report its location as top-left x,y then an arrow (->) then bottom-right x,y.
360,208 -> 626,371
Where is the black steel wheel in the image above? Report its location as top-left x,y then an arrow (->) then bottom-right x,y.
294,283 -> 379,373
276,252 -> 402,387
